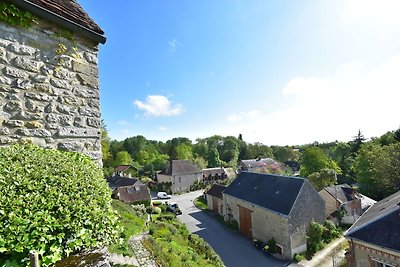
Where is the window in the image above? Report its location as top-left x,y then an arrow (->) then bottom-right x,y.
372,258 -> 395,267
127,188 -> 133,193
178,177 -> 182,183
135,186 -> 140,191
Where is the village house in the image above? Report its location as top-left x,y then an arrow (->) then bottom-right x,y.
240,158 -> 284,173
223,172 -> 325,259
0,0 -> 106,165
156,159 -> 202,194
202,167 -> 228,182
345,190 -> 400,267
113,164 -> 137,177
107,176 -> 150,204
319,184 -> 376,224
206,184 -> 226,216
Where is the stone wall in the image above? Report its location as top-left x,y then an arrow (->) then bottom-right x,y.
349,240 -> 400,267
171,173 -> 202,193
0,18 -> 102,164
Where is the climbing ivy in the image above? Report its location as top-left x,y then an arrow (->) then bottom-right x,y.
0,3 -> 36,28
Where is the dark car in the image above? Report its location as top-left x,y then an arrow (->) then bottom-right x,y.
167,202 -> 182,215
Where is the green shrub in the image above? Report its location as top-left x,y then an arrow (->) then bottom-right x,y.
152,200 -> 162,205
153,207 -> 162,214
0,144 -> 119,266
267,238 -> 277,253
293,253 -> 304,262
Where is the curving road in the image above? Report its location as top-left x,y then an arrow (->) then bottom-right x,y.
170,190 -> 299,267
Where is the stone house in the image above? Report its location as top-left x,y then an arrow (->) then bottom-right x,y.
240,158 -> 284,173
156,159 -> 202,194
202,167 -> 228,182
206,184 -> 226,216
223,172 -> 325,259
319,184 -> 376,224
345,190 -> 400,267
0,0 -> 105,164
107,176 -> 150,204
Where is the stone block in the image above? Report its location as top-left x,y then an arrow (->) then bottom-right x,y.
15,79 -> 34,90
50,78 -> 71,90
35,83 -> 53,94
87,99 -> 100,109
72,60 -> 98,77
74,87 -> 99,98
31,74 -> 49,83
0,76 -> 12,85
4,66 -> 28,78
79,107 -> 99,118
0,137 -> 12,144
0,46 -> 7,63
53,66 -> 75,80
25,92 -> 51,102
77,73 -> 98,89
4,100 -> 22,112
46,114 -> 58,123
87,118 -> 100,128
84,52 -> 98,64
15,111 -> 41,120
58,141 -> 84,152
57,95 -> 77,105
8,44 -> 36,55
25,121 -> 44,128
56,104 -> 72,115
14,57 -> 39,72
16,128 -> 51,137
0,127 -> 10,135
58,127 -> 101,138
59,115 -> 73,126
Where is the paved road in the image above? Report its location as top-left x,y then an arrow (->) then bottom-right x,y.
170,191 -> 299,267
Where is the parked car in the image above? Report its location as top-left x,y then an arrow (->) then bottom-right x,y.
167,202 -> 182,215
157,191 -> 171,199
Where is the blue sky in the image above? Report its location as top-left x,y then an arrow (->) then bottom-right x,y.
78,0 -> 400,145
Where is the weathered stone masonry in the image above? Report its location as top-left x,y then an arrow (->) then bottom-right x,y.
0,18 -> 103,164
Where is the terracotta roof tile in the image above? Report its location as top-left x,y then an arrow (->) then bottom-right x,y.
24,0 -> 103,34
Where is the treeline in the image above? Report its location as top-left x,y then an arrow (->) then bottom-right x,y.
101,131 -> 298,176
102,125 -> 400,201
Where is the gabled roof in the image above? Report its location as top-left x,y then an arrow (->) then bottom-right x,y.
346,190 -> 400,252
322,184 -> 357,203
11,0 -> 106,43
107,176 -> 141,190
206,184 -> 227,199
114,165 -> 134,172
241,158 -> 279,169
117,184 -> 150,203
163,160 -> 201,175
223,172 -> 306,216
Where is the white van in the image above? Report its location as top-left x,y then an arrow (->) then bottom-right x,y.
157,192 -> 171,199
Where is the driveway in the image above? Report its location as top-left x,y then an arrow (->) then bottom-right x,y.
171,191 -> 299,267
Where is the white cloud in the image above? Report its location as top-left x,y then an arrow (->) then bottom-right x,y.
158,126 -> 167,131
221,54 -> 400,145
168,38 -> 181,53
134,95 -> 184,117
227,109 -> 260,122
341,0 -> 400,37
117,120 -> 129,126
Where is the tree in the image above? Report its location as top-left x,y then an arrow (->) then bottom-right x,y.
300,147 -> 341,177
207,146 -> 223,167
394,127 -> 400,142
100,120 -> 113,172
194,156 -> 207,170
351,129 -> 366,154
175,143 -> 193,160
114,151 -> 133,166
308,168 -> 337,191
271,146 -> 299,162
353,142 -> 400,200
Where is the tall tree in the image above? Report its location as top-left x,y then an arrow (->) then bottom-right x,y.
114,151 -> 133,166
175,143 -> 193,160
308,168 -> 337,191
351,129 -> 366,154
207,146 -> 223,167
300,147 -> 341,177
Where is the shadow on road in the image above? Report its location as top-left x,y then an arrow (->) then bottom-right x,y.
188,210 -> 297,267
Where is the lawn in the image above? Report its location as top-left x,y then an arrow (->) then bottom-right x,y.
108,200 -> 148,256
193,196 -> 208,210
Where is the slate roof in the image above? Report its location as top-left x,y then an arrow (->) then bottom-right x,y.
346,190 -> 400,252
323,184 -> 357,203
163,160 -> 201,175
12,0 -> 105,43
241,158 -> 279,169
117,184 -> 150,203
206,184 -> 227,199
107,176 -> 141,190
223,172 -> 306,216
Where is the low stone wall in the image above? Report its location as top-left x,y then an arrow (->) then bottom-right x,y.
0,18 -> 102,164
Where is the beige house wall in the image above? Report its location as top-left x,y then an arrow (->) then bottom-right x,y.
157,174 -> 172,184
223,194 -> 296,259
206,195 -> 223,215
319,190 -> 338,217
349,239 -> 400,267
171,172 -> 202,193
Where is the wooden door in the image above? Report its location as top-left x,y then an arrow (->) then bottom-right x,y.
238,205 -> 252,238
212,197 -> 219,213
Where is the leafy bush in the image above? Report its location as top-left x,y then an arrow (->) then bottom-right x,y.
293,253 -> 304,262
193,197 -> 208,210
153,207 -> 162,214
307,220 -> 342,255
0,144 -> 119,266
266,238 -> 277,253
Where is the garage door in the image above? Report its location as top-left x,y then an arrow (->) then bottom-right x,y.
238,205 -> 252,238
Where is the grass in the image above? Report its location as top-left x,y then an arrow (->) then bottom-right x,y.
143,212 -> 223,267
193,197 -> 208,210
108,200 -> 148,256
